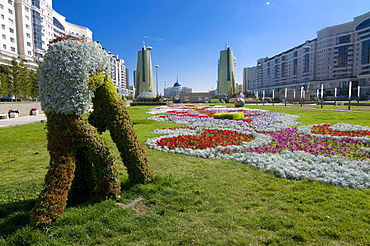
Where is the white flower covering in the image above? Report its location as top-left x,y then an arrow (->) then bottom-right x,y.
146,106 -> 370,189
146,127 -> 272,158
297,124 -> 370,144
147,126 -> 370,188
38,40 -> 111,116
329,123 -> 370,132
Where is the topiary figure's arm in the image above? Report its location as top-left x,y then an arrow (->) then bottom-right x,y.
89,74 -> 154,183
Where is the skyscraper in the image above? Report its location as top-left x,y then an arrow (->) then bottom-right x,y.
135,42 -> 155,98
217,43 -> 236,95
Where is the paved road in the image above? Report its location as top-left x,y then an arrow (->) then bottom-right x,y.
0,114 -> 46,128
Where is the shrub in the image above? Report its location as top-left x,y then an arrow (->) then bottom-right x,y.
130,102 -> 167,106
213,112 -> 244,120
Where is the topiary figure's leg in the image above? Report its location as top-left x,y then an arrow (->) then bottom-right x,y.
32,114 -> 121,226
67,150 -> 95,206
31,114 -> 78,226
89,74 -> 154,184
72,117 -> 121,199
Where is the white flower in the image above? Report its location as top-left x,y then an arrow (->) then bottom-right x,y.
39,39 -> 111,116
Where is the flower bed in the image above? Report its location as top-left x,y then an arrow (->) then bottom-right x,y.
146,104 -> 370,189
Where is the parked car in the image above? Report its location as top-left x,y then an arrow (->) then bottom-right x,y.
0,97 -> 22,102
0,97 -> 13,102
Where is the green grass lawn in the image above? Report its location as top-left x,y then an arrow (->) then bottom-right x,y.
0,105 -> 369,245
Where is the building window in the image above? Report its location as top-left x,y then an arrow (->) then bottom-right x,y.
8,9 -> 13,14
24,6 -> 29,12
356,18 -> 370,31
26,24 -> 29,29
8,18 -> 13,24
1,14 -> 4,19
9,28 -> 13,33
2,34 -> 5,39
8,0 -> 12,4
26,33 -> 30,38
1,24 -> 5,29
10,37 -> 14,42
27,50 -> 32,55
3,44 -> 6,49
361,40 -> 370,64
0,4 -> 3,9
10,47 -> 15,52
25,15 -> 29,21
27,42 -> 31,46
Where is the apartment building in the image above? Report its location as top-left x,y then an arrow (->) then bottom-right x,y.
0,0 -> 92,68
108,53 -> 132,97
244,11 -> 370,97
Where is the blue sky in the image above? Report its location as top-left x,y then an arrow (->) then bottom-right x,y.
52,0 -> 370,92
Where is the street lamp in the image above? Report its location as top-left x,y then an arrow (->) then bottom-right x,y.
357,85 -> 361,107
284,88 -> 287,107
320,83 -> 324,109
163,80 -> 166,97
348,81 -> 352,110
155,65 -> 159,96
300,86 -> 304,107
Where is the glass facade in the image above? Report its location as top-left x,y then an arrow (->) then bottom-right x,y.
53,17 -> 65,31
32,10 -> 43,50
32,0 -> 40,9
361,40 -> 370,64
356,19 -> 370,31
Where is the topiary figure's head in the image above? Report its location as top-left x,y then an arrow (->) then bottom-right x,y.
38,39 -> 111,116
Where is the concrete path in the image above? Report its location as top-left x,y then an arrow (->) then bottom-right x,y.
0,114 -> 46,128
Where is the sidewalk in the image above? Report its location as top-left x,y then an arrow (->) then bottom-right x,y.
0,114 -> 46,128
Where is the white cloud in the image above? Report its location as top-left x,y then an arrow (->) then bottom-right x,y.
152,37 -> 163,41
266,1 -> 271,5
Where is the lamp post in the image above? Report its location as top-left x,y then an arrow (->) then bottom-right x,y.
348,81 -> 352,110
334,88 -> 337,106
284,88 -> 287,107
320,83 -> 324,109
163,80 -> 166,97
300,86 -> 304,107
272,89 -> 275,106
357,85 -> 361,107
316,88 -> 319,105
155,65 -> 159,97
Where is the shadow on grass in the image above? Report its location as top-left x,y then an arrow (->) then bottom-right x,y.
0,199 -> 35,237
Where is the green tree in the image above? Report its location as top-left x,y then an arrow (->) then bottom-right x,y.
2,59 -> 39,100
0,72 -> 9,97
28,68 -> 39,99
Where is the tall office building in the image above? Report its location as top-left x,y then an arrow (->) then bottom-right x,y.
0,0 -> 92,68
244,11 -> 370,97
217,43 -> 236,95
135,42 -> 155,98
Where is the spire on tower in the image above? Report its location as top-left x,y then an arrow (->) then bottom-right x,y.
142,41 -> 146,50
225,41 -> 229,49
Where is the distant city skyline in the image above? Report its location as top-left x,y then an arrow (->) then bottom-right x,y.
28,1 -> 370,91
